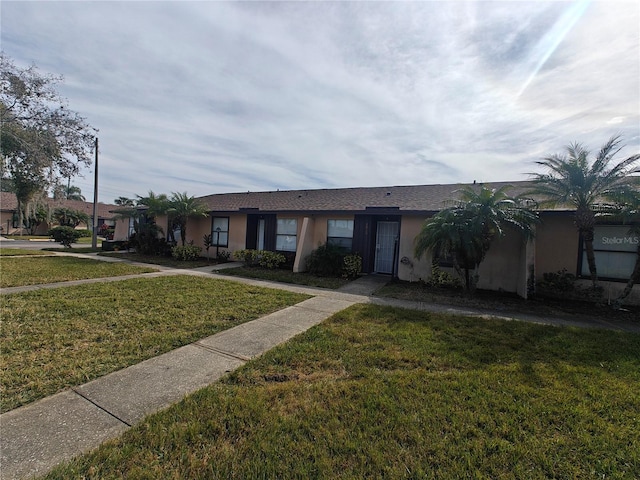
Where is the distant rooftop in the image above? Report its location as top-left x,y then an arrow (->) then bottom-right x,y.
0,192 -> 118,219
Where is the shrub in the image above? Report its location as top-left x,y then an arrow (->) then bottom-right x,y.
258,251 -> 286,269
48,226 -> 82,248
171,244 -> 202,261
233,249 -> 286,269
342,253 -> 362,279
306,243 -> 345,277
234,249 -> 260,267
130,221 -> 170,256
217,250 -> 231,262
536,268 -> 604,303
76,229 -> 92,238
99,224 -> 115,240
537,268 -> 576,293
424,264 -> 462,289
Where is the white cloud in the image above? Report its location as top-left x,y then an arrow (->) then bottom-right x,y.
2,0 -> 638,202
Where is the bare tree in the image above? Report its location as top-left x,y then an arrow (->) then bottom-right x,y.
1,53 -> 96,229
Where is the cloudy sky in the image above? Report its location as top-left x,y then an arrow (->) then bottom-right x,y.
2,0 -> 638,203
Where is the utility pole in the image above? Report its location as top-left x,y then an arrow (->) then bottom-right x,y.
91,137 -> 99,249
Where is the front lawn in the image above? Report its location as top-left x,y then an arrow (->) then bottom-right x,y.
218,266 -> 351,289
45,304 -> 640,478
0,276 -> 309,412
0,256 -> 157,288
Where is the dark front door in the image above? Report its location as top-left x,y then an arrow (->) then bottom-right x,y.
246,214 -> 276,251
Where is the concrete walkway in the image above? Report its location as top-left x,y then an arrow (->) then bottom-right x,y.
0,261 -> 379,480
1,252 -> 639,479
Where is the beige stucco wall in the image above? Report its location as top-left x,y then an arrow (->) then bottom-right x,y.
397,215 -> 432,282
294,217 -> 315,272
186,214 -> 247,258
112,217 -> 129,240
534,213 -> 579,278
185,216 -> 210,250
476,231 -> 527,294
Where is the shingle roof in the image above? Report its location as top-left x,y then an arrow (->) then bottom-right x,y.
0,192 -> 118,219
198,181 -> 542,213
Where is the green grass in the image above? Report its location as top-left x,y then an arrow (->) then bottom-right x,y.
0,256 -> 157,288
76,236 -> 101,245
0,248 -> 50,256
98,252 -> 212,268
44,304 -> 640,479
0,276 -> 309,412
218,266 -> 351,289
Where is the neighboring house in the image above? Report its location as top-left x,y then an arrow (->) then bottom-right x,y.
111,181 -> 639,304
0,192 -> 118,235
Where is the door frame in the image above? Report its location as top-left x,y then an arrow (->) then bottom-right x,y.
353,214 -> 401,276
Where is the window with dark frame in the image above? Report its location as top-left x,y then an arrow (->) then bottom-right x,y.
128,217 -> 135,238
580,224 -> 638,281
327,219 -> 354,251
211,217 -> 229,247
276,218 -> 297,252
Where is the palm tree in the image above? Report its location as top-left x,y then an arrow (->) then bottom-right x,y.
53,184 -> 85,201
111,191 -> 171,255
529,135 -> 639,288
415,207 -> 482,291
65,185 -> 85,201
167,192 -> 209,246
114,196 -> 135,207
415,185 -> 538,292
52,207 -> 89,227
136,191 -> 170,218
